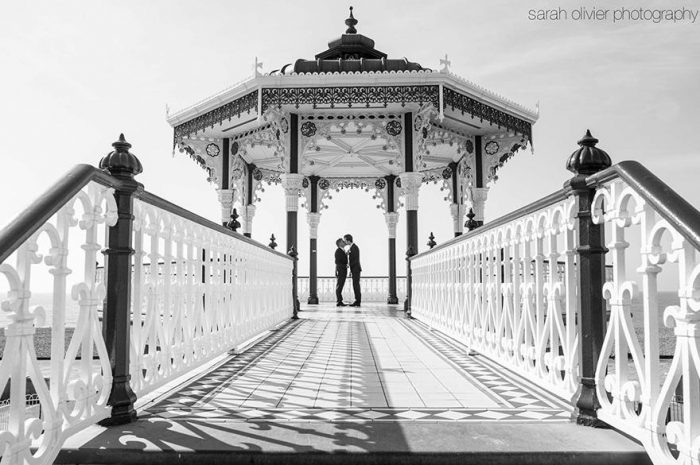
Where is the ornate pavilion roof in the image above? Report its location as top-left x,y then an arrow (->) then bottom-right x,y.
166,8 -> 539,189
292,7 -> 425,74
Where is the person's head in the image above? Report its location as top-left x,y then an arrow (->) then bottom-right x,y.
343,234 -> 353,244
336,238 -> 346,248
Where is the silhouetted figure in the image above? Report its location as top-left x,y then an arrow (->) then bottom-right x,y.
344,234 -> 362,307
334,237 -> 348,306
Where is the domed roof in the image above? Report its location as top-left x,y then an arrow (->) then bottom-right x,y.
292,7 -> 427,74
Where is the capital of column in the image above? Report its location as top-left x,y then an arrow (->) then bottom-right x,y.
384,212 -> 399,238
280,173 -> 305,212
470,187 -> 489,223
217,188 -> 235,224
399,172 -> 423,211
243,204 -> 256,235
450,203 -> 465,235
307,212 -> 321,239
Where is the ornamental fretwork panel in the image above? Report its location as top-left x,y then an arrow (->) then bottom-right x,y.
173,90 -> 258,141
261,86 -> 440,110
443,87 -> 532,140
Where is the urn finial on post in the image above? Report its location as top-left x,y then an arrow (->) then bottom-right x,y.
226,208 -> 241,232
566,129 -> 612,175
269,234 -> 278,249
99,134 -> 143,179
465,208 -> 478,231
345,6 -> 358,33
427,232 -> 436,249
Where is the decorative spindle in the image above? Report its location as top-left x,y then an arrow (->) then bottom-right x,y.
269,234 -> 278,249
226,208 -> 241,232
288,245 -> 300,319
427,232 -> 437,249
465,208 -> 478,231
99,133 -> 143,180
566,129 -> 612,175
345,6 -> 358,34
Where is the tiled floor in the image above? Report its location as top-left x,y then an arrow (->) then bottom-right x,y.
145,303 -> 571,422
59,303 -> 652,463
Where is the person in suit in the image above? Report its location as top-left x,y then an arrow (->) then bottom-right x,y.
343,234 -> 361,307
334,238 -> 348,306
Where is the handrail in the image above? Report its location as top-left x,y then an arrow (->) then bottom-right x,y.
138,191 -> 291,261
298,275 -> 407,279
411,187 -> 570,260
586,160 -> 700,251
0,164 -> 291,264
0,164 -> 121,263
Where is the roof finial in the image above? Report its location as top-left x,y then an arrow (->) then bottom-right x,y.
345,6 -> 358,34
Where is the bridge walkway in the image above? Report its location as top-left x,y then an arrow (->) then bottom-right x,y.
58,303 -> 650,464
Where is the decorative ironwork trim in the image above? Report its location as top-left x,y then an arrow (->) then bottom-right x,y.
261,86 -> 440,111
443,87 -> 532,140
173,90 -> 258,142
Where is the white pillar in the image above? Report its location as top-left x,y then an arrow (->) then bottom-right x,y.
470,187 -> 489,224
399,172 -> 424,211
280,173 -> 305,212
307,212 -> 321,239
384,212 -> 399,238
243,204 -> 256,236
450,203 -> 465,235
216,188 -> 235,225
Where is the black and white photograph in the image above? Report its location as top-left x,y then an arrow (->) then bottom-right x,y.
0,1 -> 698,463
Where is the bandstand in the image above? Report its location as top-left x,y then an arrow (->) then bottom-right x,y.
166,7 -> 538,305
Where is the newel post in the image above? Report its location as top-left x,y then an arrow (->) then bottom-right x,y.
404,245 -> 416,317
565,130 -> 611,427
98,134 -> 142,425
288,245 -> 300,319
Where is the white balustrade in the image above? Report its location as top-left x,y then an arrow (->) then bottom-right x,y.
592,178 -> 700,465
297,276 -> 406,303
0,182 -> 116,465
410,195 -> 581,401
129,199 -> 293,397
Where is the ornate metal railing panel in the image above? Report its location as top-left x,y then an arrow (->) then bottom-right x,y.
0,180 -> 116,465
297,276 -> 406,303
411,194 -> 581,400
128,198 -> 293,397
591,175 -> 700,465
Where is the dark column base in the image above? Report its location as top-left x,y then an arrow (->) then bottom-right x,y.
99,375 -> 137,426
244,232 -> 251,238
388,237 -> 398,305
287,211 -> 297,256
309,237 -> 318,304
454,232 -> 462,237
405,210 -> 418,315
576,377 -> 609,427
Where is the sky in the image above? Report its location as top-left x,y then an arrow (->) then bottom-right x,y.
0,0 -> 698,279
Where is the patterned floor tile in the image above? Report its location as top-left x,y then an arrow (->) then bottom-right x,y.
143,303 -> 573,425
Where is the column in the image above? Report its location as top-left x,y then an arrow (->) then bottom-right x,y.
470,187 -> 489,226
243,163 -> 256,237
449,161 -> 464,236
400,171 -> 423,312
384,211 -> 399,304
450,203 -> 465,237
217,188 -> 235,226
243,204 -> 256,237
307,175 -> 320,304
307,212 -> 321,304
280,173 -> 304,254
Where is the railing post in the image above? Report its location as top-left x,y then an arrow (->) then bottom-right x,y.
405,245 -> 415,316
288,245 -> 300,319
565,130 -> 612,427
98,134 -> 142,425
